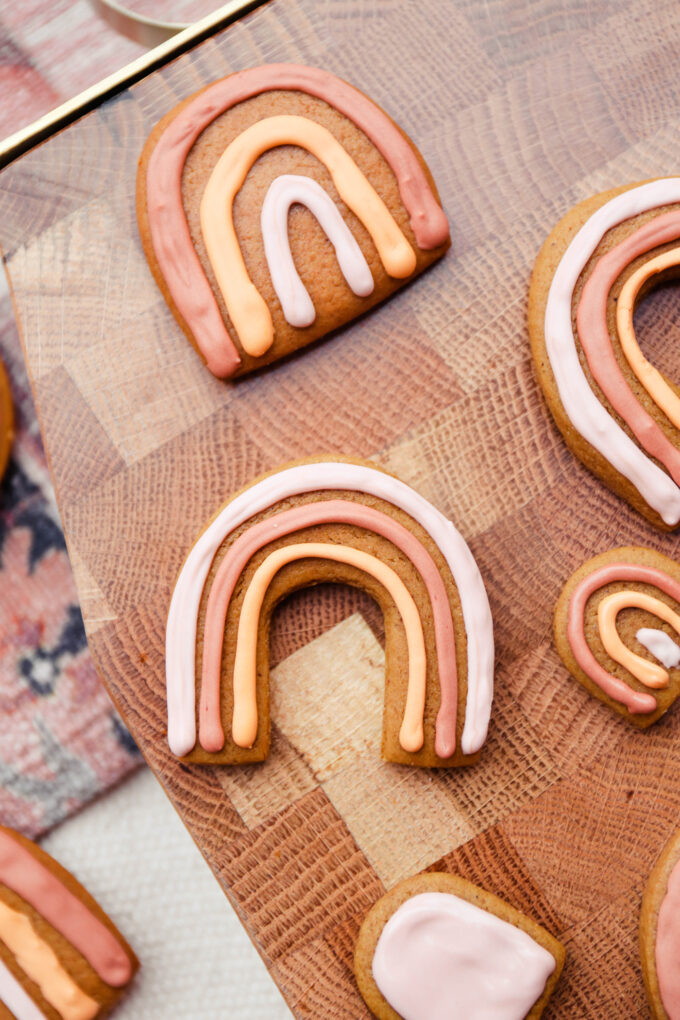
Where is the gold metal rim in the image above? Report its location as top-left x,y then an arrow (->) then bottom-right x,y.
0,0 -> 270,170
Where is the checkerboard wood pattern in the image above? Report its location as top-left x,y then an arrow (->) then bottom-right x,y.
3,0 -> 680,1014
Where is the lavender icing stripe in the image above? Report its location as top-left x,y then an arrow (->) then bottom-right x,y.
636,627 -> 680,669
0,956 -> 49,1020
261,174 -> 374,327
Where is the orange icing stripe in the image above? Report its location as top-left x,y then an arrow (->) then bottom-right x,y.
200,115 -> 416,358
597,590 -> 680,689
199,500 -> 458,758
616,245 -> 680,430
0,900 -> 98,1020
230,542 -> 427,753
145,63 -> 449,378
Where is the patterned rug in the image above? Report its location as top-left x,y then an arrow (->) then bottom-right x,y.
0,285 -> 141,837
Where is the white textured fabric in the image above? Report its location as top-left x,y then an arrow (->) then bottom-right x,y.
41,769 -> 293,1019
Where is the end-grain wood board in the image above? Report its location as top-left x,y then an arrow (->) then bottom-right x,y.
2,0 -> 680,1015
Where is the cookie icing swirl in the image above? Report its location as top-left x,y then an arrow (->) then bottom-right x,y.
567,562 -> 680,712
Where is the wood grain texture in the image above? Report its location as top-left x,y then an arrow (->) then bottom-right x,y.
3,0 -> 680,1014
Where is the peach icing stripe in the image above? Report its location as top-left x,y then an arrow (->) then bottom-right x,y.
0,900 -> 98,1020
0,955 -> 48,1020
616,244 -> 680,429
199,499 -> 458,758
230,542 -> 427,753
145,63 -> 449,378
576,210 -> 680,486
260,174 -> 374,328
597,590 -> 680,689
200,115 -> 415,358
567,563 -> 680,712
656,855 -> 680,1019
0,831 -> 131,988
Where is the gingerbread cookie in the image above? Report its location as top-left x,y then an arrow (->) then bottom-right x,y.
0,825 -> 137,1019
354,872 -> 565,1020
137,64 -> 450,379
554,545 -> 680,726
529,178 -> 680,529
641,829 -> 680,1019
0,353 -> 13,482
166,456 -> 494,767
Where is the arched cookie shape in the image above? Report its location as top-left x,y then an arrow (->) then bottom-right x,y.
554,545 -> 680,726
166,457 -> 494,767
0,353 -> 13,482
353,872 -> 565,1020
0,825 -> 138,1019
641,829 -> 680,1020
528,179 -> 680,529
137,63 -> 450,378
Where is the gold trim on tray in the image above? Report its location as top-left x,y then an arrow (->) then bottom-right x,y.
0,0 -> 270,170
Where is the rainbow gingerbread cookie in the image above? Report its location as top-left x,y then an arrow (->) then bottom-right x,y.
529,179 -> 680,528
641,829 -> 680,1020
166,457 -> 494,767
0,353 -> 13,482
555,546 -> 680,726
354,872 -> 565,1019
0,825 -> 137,1019
137,64 -> 450,379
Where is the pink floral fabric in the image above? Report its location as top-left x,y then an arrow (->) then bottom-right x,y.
0,293 -> 141,838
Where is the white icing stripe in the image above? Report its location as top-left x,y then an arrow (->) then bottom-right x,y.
166,463 -> 493,757
636,627 -> 680,669
371,892 -> 555,1020
261,175 -> 374,327
0,956 -> 48,1020
544,178 -> 680,525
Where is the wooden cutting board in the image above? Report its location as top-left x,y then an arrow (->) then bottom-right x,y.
2,0 -> 680,1014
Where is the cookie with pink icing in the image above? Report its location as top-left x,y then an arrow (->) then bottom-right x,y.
529,178 -> 680,529
137,63 -> 450,379
165,456 -> 494,767
354,872 -> 565,1020
641,829 -> 680,1020
554,545 -> 680,726
0,825 -> 138,1020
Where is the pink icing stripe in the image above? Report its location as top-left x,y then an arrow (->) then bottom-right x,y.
576,211 -> 680,484
0,830 -> 132,987
656,855 -> 680,1019
145,63 -> 450,378
567,563 -> 680,713
198,499 -> 459,758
